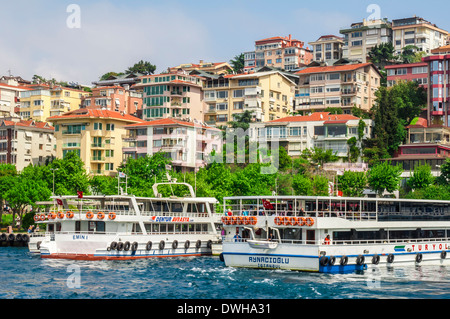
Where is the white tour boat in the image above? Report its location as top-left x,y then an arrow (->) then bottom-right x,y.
28,181 -> 223,260
219,196 -> 450,273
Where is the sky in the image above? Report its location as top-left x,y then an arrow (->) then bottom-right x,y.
1,0 -> 450,86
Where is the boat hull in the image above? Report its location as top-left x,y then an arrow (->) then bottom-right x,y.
222,241 -> 450,273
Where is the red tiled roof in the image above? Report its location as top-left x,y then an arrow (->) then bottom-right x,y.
268,112 -> 360,123
295,63 -> 373,74
0,83 -> 32,90
125,118 -> 220,131
1,119 -> 54,130
406,117 -> 428,128
47,108 -> 145,123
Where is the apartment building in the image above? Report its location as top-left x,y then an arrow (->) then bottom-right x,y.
309,35 -> 344,65
203,69 -> 298,126
168,60 -> 233,75
0,83 -> 31,116
249,112 -> 373,160
340,19 -> 393,63
244,35 -> 313,72
19,84 -> 91,121
81,85 -> 143,116
123,118 -> 222,172
294,63 -> 381,114
48,109 -> 145,176
134,70 -> 205,122
385,62 -> 428,88
0,118 -> 55,171
392,16 -> 449,56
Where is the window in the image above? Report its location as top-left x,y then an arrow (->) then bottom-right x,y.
351,40 -> 363,47
106,124 -> 115,131
94,123 -> 103,130
233,89 -> 244,98
216,91 -> 228,99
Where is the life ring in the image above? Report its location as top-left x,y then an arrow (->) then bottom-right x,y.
196,240 -> 202,249
292,217 -> 300,226
131,242 -> 138,251
237,216 -> 245,225
274,216 -> 283,226
415,253 -> 423,263
356,255 -> 365,266
86,212 -> 94,219
33,215 -> 40,222
372,254 -> 380,265
110,242 -> 118,250
319,256 -> 329,266
48,212 -> 57,220
231,216 -> 238,225
226,216 -> 232,225
66,211 -> 74,219
283,217 -> 293,226
300,217 -> 307,227
441,251 -> 447,260
40,214 -> 46,221
329,256 -> 336,266
340,256 -> 348,266
244,216 -> 251,225
184,240 -> 190,249
387,254 -> 395,263
159,240 -> 165,250
306,217 -> 314,227
57,211 -> 65,219
221,217 -> 228,224
146,241 -> 152,251
97,212 -> 105,220
250,216 -> 257,226
172,240 -> 178,249
108,212 -> 117,220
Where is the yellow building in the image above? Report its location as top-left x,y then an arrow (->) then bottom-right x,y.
48,108 -> 145,176
19,84 -> 91,122
203,69 -> 298,126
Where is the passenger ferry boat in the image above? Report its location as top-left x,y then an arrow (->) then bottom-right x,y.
220,196 -> 450,273
28,181 -> 222,260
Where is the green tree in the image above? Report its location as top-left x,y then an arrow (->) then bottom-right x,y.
347,137 -> 360,163
47,152 -> 90,195
89,175 -> 118,195
400,45 -> 420,64
367,161 -> 403,196
368,43 -> 396,68
312,175 -> 329,196
301,147 -> 339,166
229,53 -> 245,74
437,158 -> 450,185
338,171 -> 367,197
99,71 -> 125,81
407,164 -> 435,190
126,60 -> 157,75
228,110 -> 254,131
292,174 -> 313,196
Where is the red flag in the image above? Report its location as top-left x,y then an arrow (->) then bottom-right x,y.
262,199 -> 273,210
56,199 -> 63,206
77,191 -> 83,199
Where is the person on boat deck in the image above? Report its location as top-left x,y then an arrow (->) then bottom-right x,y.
324,235 -> 331,245
268,232 -> 274,241
233,232 -> 241,242
299,208 -> 305,216
242,210 -> 249,216
227,209 -> 233,216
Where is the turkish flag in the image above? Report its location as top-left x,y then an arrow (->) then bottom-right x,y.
56,199 -> 63,206
77,191 -> 83,199
262,199 -> 273,210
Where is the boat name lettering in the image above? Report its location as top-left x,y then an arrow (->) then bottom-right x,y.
411,243 -> 448,252
73,235 -> 89,240
152,216 -> 190,222
248,256 -> 289,265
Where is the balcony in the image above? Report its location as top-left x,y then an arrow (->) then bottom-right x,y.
91,156 -> 105,162
91,143 -> 105,148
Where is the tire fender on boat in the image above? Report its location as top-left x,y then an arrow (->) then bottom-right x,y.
124,241 -> 131,251
196,240 -> 202,249
356,255 -> 365,266
329,256 -> 336,266
110,242 -> 118,250
172,240 -> 178,249
387,253 -> 395,263
117,242 -> 124,251
184,240 -> 190,249
441,251 -> 447,259
372,254 -> 380,265
146,241 -> 152,251
207,240 -> 212,249
319,256 -> 329,266
416,253 -> 423,263
131,242 -> 138,251
159,240 -> 165,250
340,256 -> 348,266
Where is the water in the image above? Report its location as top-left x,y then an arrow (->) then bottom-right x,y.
1,247 -> 449,300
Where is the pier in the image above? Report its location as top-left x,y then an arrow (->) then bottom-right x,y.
0,232 -> 30,248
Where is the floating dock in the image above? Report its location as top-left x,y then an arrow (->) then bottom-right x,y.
0,233 -> 30,247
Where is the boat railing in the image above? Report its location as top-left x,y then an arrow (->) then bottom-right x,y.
227,236 -> 449,246
45,209 -> 221,219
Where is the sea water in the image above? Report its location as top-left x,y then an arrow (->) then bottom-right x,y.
0,247 -> 449,300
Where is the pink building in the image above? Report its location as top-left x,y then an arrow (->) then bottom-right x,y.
385,62 -> 428,88
81,86 -> 143,116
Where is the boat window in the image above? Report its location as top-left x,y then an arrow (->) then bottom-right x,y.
75,221 -> 80,233
132,223 -> 142,234
172,203 -> 183,213
160,224 -> 167,233
56,223 -> 62,232
167,224 -> 174,233
279,228 -> 302,241
88,221 -> 105,233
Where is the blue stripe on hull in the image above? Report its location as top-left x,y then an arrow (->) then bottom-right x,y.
319,264 -> 367,274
